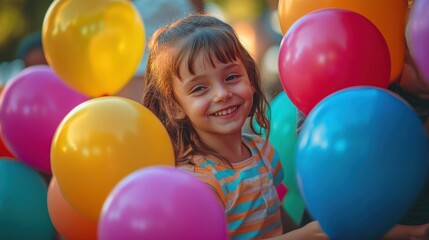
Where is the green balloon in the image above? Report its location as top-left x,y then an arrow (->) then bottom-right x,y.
259,91 -> 305,224
0,159 -> 55,239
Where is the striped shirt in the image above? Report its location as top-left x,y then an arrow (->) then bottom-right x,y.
178,134 -> 284,239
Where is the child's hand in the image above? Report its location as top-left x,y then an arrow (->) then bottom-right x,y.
272,221 -> 329,240
384,223 -> 429,240
299,221 -> 330,240
409,223 -> 429,240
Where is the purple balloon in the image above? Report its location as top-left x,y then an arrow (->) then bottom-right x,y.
0,65 -> 89,173
407,0 -> 429,83
99,166 -> 228,240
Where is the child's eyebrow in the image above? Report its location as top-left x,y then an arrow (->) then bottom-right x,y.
222,62 -> 242,70
181,62 -> 243,84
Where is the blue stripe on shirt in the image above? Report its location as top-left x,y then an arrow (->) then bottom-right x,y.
216,166 -> 261,192
228,196 -> 266,215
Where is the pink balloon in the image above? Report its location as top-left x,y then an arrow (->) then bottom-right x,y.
0,65 -> 89,173
99,166 -> 228,240
278,8 -> 391,115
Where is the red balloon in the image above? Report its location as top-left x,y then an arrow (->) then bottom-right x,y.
0,88 -> 13,158
0,137 -> 13,158
278,8 -> 390,115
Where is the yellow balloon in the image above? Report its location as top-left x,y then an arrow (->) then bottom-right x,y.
42,0 -> 145,97
278,0 -> 408,81
51,96 -> 174,221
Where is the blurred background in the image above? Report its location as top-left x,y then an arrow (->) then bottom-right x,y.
0,0 -> 52,61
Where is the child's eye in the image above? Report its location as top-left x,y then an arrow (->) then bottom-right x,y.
226,74 -> 240,81
190,85 -> 206,94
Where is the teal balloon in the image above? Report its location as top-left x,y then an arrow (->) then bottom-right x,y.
255,91 -> 304,223
0,159 -> 55,239
269,91 -> 304,224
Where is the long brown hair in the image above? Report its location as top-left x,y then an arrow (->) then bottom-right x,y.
142,14 -> 270,165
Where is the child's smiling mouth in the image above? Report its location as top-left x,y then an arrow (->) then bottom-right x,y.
211,105 -> 240,117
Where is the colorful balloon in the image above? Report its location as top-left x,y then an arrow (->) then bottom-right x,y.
0,136 -> 13,158
278,8 -> 390,115
296,87 -> 429,239
99,166 -> 228,240
407,0 -> 429,84
51,96 -> 175,221
0,159 -> 55,239
278,0 -> 407,80
0,88 -> 13,158
47,178 -> 97,240
253,92 -> 304,223
0,66 -> 89,173
42,0 -> 145,97
267,92 -> 304,223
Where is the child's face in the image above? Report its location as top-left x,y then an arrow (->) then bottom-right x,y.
173,53 -> 255,138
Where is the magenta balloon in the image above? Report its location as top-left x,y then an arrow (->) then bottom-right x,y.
407,0 -> 429,83
0,66 -> 89,173
99,166 -> 228,240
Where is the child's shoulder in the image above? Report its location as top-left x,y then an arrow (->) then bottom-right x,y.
242,132 -> 265,143
242,133 -> 279,161
177,155 -> 229,183
177,154 -> 224,171
242,133 -> 269,149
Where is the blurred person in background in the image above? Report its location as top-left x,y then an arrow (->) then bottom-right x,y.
16,32 -> 48,67
0,32 -> 47,86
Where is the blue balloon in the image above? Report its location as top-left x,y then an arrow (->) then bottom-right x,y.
296,87 -> 429,240
0,159 -> 55,239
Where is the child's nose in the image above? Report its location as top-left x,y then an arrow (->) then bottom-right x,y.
213,85 -> 232,102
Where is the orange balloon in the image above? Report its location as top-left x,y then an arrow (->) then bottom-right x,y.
47,178 -> 97,240
51,96 -> 175,221
278,0 -> 408,81
42,0 -> 145,97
